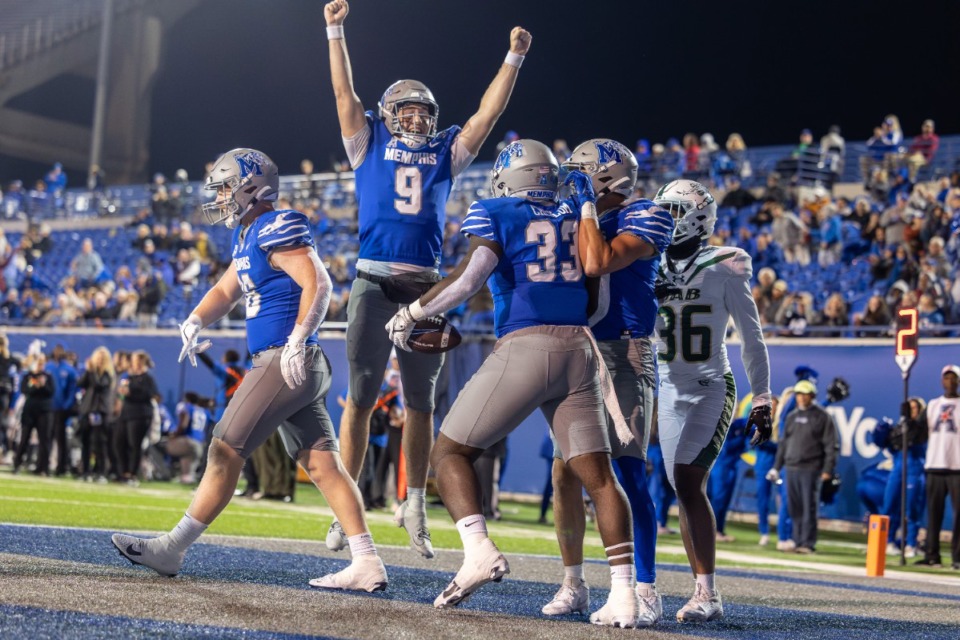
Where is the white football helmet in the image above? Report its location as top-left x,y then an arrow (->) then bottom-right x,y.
378,79 -> 439,149
202,148 -> 279,228
490,139 -> 559,201
561,138 -> 637,198
654,179 -> 717,245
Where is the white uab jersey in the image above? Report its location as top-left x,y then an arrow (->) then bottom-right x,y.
654,246 -> 769,394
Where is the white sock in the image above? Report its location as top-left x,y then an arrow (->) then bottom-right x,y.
455,514 -> 488,554
637,581 -> 657,596
610,563 -> 636,588
563,564 -> 584,583
347,533 -> 377,557
163,513 -> 207,553
696,573 -> 716,593
406,487 -> 425,504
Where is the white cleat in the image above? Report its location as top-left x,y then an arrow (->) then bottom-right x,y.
394,500 -> 435,559
636,586 -> 663,627
325,520 -> 348,552
111,533 -> 183,577
589,585 -> 640,628
541,578 -> 589,616
758,534 -> 770,547
309,555 -> 388,593
676,583 -> 723,622
433,538 -> 509,608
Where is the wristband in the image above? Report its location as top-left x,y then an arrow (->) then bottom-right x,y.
408,299 -> 427,321
504,51 -> 524,69
580,201 -> 599,223
326,25 -> 344,40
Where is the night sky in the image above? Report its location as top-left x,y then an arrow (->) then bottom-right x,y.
5,0 -> 960,183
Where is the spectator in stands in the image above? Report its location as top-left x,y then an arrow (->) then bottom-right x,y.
792,129 -> 814,158
150,224 -> 171,251
44,162 -> 67,196
918,293 -> 945,330
889,244 -> 919,290
776,292 -> 815,336
763,279 -> 790,327
820,125 -> 845,175
849,197 -> 877,240
194,230 -> 219,266
77,346 -> 115,482
814,293 -> 848,336
925,237 -> 951,279
770,200 -> 809,265
725,133 -> 748,177
116,350 -> 158,485
817,204 -> 843,267
916,365 -> 960,568
663,138 -> 684,180
552,139 -> 572,162
131,225 -> 152,252
135,271 -> 165,329
175,222 -> 196,252
752,228 -> 785,276
83,291 -> 119,324
761,172 -> 787,205
70,238 -> 104,289
719,177 -> 756,209
880,193 -> 909,246
906,119 -> 939,181
13,351 -> 55,475
682,133 -> 701,174
853,294 -> 892,336
886,168 -> 914,206
174,248 -> 201,289
768,379 -> 839,553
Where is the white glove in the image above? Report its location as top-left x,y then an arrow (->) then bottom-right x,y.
178,314 -> 211,367
385,301 -> 425,352
280,324 -> 309,389
765,468 -> 780,483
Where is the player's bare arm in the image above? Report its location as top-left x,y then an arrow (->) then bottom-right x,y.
457,27 -> 532,156
324,0 -> 365,137
579,226 -> 657,277
191,262 -> 243,327
386,236 -> 501,351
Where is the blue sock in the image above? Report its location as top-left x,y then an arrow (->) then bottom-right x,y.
613,456 -> 657,584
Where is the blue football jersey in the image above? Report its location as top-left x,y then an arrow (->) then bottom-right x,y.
461,197 -> 587,338
231,209 -> 320,354
590,200 -> 663,340
354,112 -> 460,267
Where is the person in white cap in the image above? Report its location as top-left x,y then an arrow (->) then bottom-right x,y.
916,364 -> 960,568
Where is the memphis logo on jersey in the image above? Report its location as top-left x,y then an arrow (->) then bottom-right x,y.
383,147 -> 438,165
235,151 -> 267,178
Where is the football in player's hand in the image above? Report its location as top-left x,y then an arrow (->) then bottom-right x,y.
407,316 -> 462,354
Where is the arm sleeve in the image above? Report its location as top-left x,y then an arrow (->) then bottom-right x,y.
419,246 -> 499,318
342,119 -> 373,170
723,256 -> 771,400
450,135 -> 478,177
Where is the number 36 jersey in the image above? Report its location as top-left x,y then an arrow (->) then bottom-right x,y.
231,209 -> 320,355
461,197 -> 586,338
654,246 -> 769,393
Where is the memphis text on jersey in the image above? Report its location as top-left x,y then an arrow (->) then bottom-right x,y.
383,148 -> 438,165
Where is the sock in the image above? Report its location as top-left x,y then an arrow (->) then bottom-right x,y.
637,581 -> 657,597
406,487 -> 426,504
696,572 -> 716,593
163,513 -> 208,553
563,564 -> 584,583
347,533 -> 377,557
455,514 -> 488,554
610,563 -> 636,588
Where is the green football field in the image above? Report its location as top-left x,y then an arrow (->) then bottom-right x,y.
0,472 -> 951,576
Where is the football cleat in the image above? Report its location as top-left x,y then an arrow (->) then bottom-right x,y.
758,534 -> 770,547
636,586 -> 663,627
111,533 -> 183,577
394,500 -> 435,559
308,555 -> 388,593
433,538 -> 509,608
541,578 -> 589,616
325,520 -> 348,552
589,585 -> 640,628
677,583 -> 723,622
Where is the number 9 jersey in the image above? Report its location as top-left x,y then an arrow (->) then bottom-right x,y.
654,245 -> 769,393
461,197 -> 586,338
232,209 -> 320,355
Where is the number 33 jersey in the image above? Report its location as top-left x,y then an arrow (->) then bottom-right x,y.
231,209 -> 320,355
461,197 -> 586,338
654,246 -> 769,392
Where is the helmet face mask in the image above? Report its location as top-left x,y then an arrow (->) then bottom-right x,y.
561,139 -> 637,199
202,148 -> 279,229
490,140 -> 559,201
654,179 -> 717,246
379,80 -> 439,149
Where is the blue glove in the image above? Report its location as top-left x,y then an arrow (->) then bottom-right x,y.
562,170 -> 595,211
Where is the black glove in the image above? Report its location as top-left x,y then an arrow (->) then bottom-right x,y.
654,279 -> 682,302
746,404 -> 773,446
820,473 -> 842,505
824,377 -> 850,405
